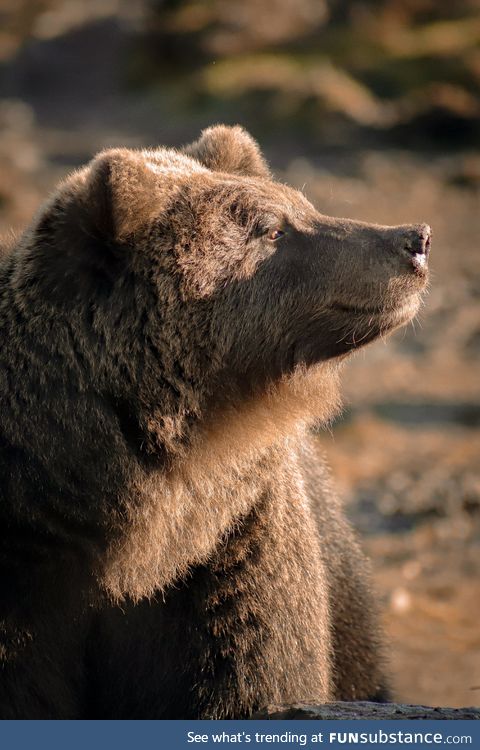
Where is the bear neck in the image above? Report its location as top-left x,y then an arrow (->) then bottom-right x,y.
0,243 -> 342,601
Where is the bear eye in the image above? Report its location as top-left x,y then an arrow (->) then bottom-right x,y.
268,228 -> 285,241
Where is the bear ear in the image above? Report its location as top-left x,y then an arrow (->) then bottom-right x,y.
80,148 -> 160,240
183,125 -> 271,179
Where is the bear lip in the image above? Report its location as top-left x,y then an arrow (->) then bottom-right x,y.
329,294 -> 424,340
329,294 -> 421,320
292,294 -> 422,367
330,301 -> 387,316
411,252 -> 428,272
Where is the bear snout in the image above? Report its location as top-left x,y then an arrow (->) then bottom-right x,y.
401,223 -> 431,270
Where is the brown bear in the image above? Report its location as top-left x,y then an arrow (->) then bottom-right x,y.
0,125 -> 430,719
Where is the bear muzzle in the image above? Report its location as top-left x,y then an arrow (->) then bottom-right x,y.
401,222 -> 431,273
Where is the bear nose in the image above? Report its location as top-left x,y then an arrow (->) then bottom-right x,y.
404,223 -> 431,258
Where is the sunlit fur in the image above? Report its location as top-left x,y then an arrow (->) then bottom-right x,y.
0,125 -> 428,718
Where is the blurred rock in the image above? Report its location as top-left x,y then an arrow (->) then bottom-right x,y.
391,587 -> 413,614
254,702 -> 480,719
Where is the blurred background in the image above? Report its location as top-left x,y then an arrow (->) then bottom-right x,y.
0,0 -> 479,709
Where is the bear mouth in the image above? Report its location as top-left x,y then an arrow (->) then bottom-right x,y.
330,297 -> 420,323
330,301 -> 388,316
296,293 -> 423,366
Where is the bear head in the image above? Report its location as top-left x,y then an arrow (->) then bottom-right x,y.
21,125 -> 430,461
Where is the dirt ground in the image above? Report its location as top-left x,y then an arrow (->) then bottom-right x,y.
0,107 -> 479,709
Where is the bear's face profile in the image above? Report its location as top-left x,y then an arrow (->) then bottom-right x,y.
0,125 -> 432,714
27,125 -> 429,427
8,126 -> 429,598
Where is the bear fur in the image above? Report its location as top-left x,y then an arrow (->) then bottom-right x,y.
0,125 -> 430,718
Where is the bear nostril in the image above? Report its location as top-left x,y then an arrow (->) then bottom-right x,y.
404,223 -> 431,258
424,232 -> 431,255
419,223 -> 432,256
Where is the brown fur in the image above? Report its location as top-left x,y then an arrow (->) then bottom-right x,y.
0,125 -> 429,717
